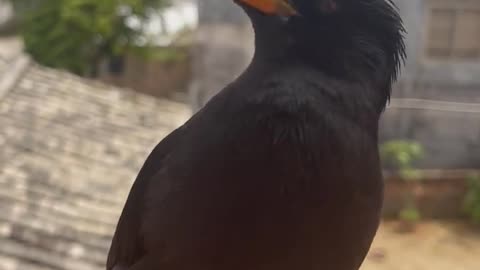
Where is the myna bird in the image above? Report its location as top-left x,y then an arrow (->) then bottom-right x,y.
107,0 -> 405,269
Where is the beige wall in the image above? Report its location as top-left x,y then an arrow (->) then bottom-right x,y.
98,47 -> 192,98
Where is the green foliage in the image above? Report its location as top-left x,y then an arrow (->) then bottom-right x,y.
130,45 -> 188,63
399,198 -> 421,223
380,140 -> 425,181
14,0 -> 170,75
464,173 -> 480,225
381,140 -> 425,224
381,140 -> 424,169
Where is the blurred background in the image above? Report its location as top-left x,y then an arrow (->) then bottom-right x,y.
0,0 -> 480,269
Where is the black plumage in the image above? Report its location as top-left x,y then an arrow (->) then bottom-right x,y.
107,0 -> 406,269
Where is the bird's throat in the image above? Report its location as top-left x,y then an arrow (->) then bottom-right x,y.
248,14 -> 291,63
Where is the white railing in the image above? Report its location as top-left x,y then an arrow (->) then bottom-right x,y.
388,98 -> 480,114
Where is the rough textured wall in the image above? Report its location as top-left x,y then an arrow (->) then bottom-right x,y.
189,0 -> 253,112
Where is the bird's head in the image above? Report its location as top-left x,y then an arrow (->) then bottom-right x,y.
235,0 -> 406,100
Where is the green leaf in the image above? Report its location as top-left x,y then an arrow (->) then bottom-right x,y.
16,0 -> 170,75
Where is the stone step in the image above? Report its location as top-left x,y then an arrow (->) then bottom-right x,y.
0,179 -> 122,224
0,214 -> 112,250
0,201 -> 115,242
0,150 -> 135,202
2,90 -> 186,134
0,173 -> 124,214
21,67 -> 190,119
0,192 -> 117,234
0,105 -> 169,152
0,238 -> 104,270
0,254 -> 54,270
0,127 -> 151,172
1,220 -> 108,265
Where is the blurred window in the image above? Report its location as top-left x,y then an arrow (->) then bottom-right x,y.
426,0 -> 480,60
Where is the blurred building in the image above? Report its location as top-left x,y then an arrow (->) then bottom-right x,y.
96,0 -> 197,98
97,47 -> 193,99
382,1 -> 480,168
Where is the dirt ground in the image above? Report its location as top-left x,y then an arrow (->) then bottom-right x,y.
362,221 -> 480,270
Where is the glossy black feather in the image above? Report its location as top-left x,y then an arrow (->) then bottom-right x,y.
107,1 -> 405,269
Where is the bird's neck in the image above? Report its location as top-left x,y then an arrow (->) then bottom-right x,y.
235,54 -> 279,90
231,15 -> 291,88
246,10 -> 291,62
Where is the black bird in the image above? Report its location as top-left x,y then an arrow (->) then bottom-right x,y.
107,0 -> 405,269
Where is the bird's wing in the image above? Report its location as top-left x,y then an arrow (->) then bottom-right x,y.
106,83 -> 382,270
106,126 -> 185,270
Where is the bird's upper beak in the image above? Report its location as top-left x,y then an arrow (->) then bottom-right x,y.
236,0 -> 298,16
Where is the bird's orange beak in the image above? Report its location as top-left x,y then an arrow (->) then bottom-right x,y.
237,0 -> 298,16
